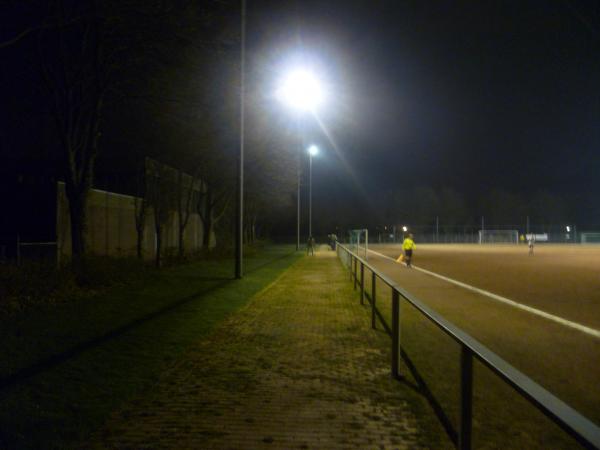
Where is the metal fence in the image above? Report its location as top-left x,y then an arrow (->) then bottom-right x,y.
336,242 -> 600,450
371,224 -> 580,244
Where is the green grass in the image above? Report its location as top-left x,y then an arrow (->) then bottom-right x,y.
87,251 -> 453,449
0,245 -> 301,449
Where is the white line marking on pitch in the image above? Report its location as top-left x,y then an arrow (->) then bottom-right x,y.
368,249 -> 600,339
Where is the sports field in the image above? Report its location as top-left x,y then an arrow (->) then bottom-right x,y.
362,243 -> 600,448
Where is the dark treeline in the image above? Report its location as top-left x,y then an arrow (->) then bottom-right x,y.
309,185 -> 579,237
379,187 -> 575,229
1,0 -> 298,259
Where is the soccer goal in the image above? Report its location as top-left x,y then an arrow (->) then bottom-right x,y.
478,229 -> 519,244
349,229 -> 369,259
581,232 -> 600,244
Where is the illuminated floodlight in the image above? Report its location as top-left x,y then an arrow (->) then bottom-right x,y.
402,226 -> 408,232
276,69 -> 324,112
566,226 -> 571,232
308,145 -> 319,156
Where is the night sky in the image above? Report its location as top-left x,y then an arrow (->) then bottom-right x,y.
249,0 -> 600,227
1,1 -> 599,231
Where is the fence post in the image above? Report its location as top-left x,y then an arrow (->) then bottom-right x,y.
360,262 -> 364,305
371,272 -> 377,329
459,346 -> 473,450
391,289 -> 401,379
354,257 -> 357,290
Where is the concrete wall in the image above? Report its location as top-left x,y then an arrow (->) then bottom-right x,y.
57,182 -> 214,262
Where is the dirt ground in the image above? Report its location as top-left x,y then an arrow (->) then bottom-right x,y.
366,243 -> 600,429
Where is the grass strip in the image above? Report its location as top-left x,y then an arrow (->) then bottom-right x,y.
0,245 -> 301,449
87,251 -> 452,449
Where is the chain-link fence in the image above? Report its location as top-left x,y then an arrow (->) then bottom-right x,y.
369,223 -> 587,244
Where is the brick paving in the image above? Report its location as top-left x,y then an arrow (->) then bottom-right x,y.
88,250 -> 444,449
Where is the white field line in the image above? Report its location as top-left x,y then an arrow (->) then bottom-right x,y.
368,249 -> 600,339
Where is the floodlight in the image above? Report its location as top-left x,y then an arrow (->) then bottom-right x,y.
276,69 -> 324,111
402,226 -> 408,232
308,145 -> 319,156
566,226 -> 571,232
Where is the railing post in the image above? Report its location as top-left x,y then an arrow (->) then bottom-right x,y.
371,272 -> 376,329
391,290 -> 401,379
360,262 -> 365,305
354,257 -> 358,290
459,346 -> 473,450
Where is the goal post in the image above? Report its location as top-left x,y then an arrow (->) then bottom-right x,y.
349,229 -> 369,259
478,229 -> 519,244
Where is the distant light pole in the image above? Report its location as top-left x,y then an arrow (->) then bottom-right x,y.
308,145 -> 319,237
235,0 -> 246,278
276,68 -> 324,250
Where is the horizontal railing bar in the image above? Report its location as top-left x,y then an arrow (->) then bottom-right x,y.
337,243 -> 600,449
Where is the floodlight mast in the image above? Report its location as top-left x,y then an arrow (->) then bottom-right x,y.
235,0 -> 246,279
308,145 -> 319,238
276,69 -> 324,112
276,67 -> 324,250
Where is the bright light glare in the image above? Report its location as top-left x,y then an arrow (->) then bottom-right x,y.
308,145 -> 319,156
276,69 -> 324,111
566,226 -> 571,232
402,226 -> 408,232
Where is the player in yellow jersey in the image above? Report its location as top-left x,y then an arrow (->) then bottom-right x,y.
402,233 -> 416,267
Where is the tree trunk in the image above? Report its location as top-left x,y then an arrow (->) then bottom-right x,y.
65,181 -> 88,260
178,223 -> 185,258
202,188 -> 213,250
134,197 -> 146,259
154,193 -> 163,268
155,226 -> 162,268
251,216 -> 257,243
137,228 -> 145,259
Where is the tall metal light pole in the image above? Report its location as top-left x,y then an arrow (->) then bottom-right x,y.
308,145 -> 318,237
296,143 -> 301,250
276,68 -> 324,251
235,0 -> 246,279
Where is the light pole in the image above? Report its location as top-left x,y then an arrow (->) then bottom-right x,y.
276,68 -> 324,250
308,145 -> 319,238
235,0 -> 246,279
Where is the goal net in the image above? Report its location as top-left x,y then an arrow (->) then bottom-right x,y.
349,229 -> 369,259
478,229 -> 519,244
581,232 -> 600,244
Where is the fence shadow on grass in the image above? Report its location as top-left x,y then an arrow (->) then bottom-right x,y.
362,293 -> 458,446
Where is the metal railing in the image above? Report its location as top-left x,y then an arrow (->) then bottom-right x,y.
336,242 -> 600,450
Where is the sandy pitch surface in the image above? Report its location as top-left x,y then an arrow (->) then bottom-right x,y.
367,243 -> 600,425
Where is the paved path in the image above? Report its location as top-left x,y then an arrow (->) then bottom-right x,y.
88,250 -> 446,449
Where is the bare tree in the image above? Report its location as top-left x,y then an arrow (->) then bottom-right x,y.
145,158 -> 177,267
176,169 -> 202,258
2,0 -> 235,260
33,1 -> 109,259
133,167 -> 147,259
